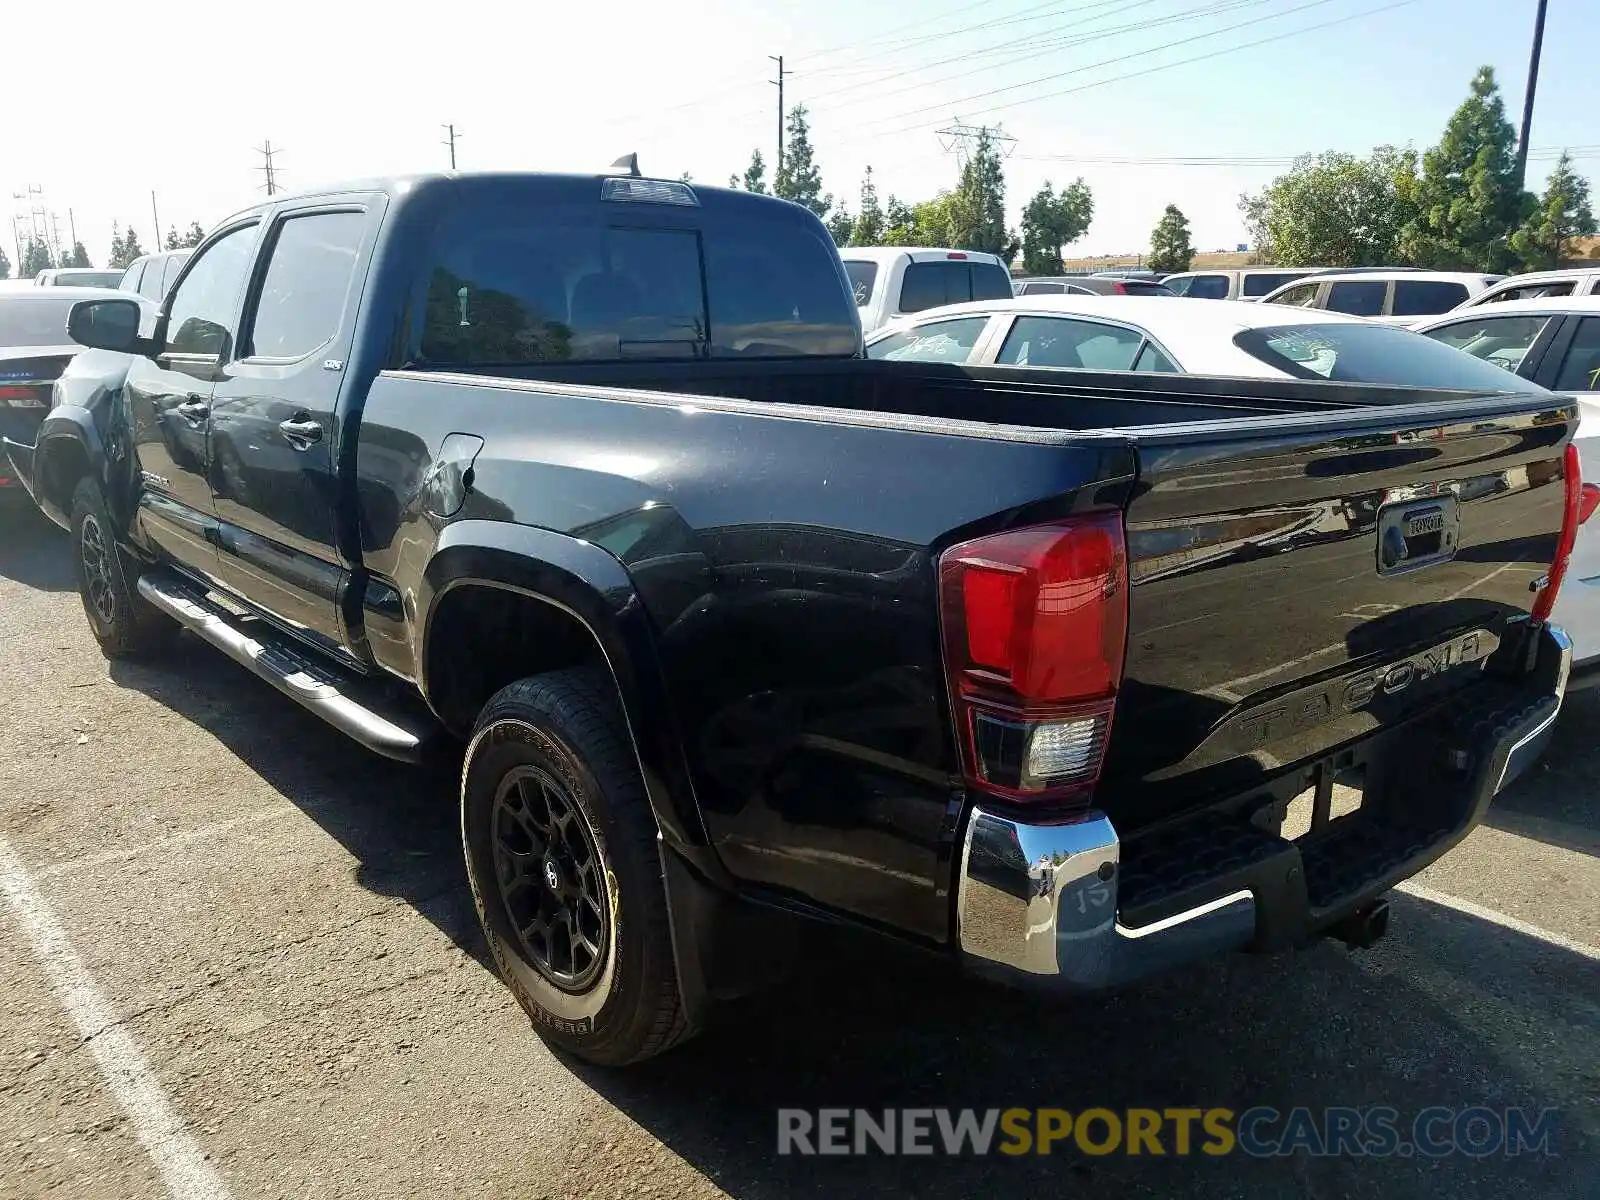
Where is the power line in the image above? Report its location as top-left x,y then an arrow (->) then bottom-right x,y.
840,0 -> 1426,148
855,0 -> 1352,135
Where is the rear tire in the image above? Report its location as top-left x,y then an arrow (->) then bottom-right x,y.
70,477 -> 177,659
461,668 -> 690,1066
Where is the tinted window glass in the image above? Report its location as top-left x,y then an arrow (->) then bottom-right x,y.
1133,342 -> 1180,372
159,252 -> 190,298
118,261 -> 144,294
971,262 -> 1014,301
867,316 -> 989,363
1392,280 -> 1469,316
1185,275 -> 1230,299
996,316 -> 1143,370
1020,281 -> 1068,295
1422,314 -> 1549,374
1326,281 -> 1387,316
418,196 -> 856,363
248,212 -> 365,358
48,270 -> 122,288
1270,282 -> 1320,307
163,225 -> 257,356
1487,281 -> 1575,303
1554,317 -> 1600,392
843,260 -> 877,307
1120,281 -> 1176,296
1235,323 -> 1547,393
137,259 -> 165,303
898,261 -> 964,313
0,297 -> 77,347
1242,271 -> 1309,297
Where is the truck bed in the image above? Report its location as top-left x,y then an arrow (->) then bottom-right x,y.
357,359 -> 1572,940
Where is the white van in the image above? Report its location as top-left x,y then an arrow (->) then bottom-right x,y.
840,247 -> 1013,333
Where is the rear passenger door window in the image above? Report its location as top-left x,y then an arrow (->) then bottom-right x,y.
137,260 -> 165,303
1487,281 -> 1574,303
867,316 -> 990,363
1269,282 -> 1321,308
245,211 -> 366,359
1552,318 -> 1600,392
1421,314 -> 1551,374
995,316 -> 1143,370
1326,281 -> 1387,317
1184,274 -> 1230,299
1133,342 -> 1180,373
1392,280 -> 1469,316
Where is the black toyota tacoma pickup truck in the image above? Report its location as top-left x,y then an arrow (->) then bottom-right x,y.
6,168 -> 1580,1066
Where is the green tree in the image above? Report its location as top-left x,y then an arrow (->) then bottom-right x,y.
109,225 -> 144,269
1148,204 -> 1194,274
1510,152 -> 1597,270
741,149 -> 768,194
1019,179 -> 1094,274
880,195 -> 918,246
21,239 -> 54,278
180,221 -> 205,248
848,166 -> 885,246
66,241 -> 92,268
1237,146 -> 1420,267
773,104 -> 832,220
165,225 -> 180,250
826,205 -> 853,247
1399,66 -> 1530,271
946,129 -> 1012,257
0,246 -> 10,279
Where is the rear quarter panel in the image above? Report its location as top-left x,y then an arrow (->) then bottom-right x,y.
354,371 -> 1135,940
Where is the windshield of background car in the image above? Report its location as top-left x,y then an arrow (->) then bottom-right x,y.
0,298 -> 76,347
1234,323 -> 1549,392
415,191 -> 859,364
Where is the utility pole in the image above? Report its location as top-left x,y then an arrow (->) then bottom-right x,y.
442,123 -> 461,170
769,55 -> 787,180
67,208 -> 78,254
1514,0 -> 1550,190
151,191 -> 162,251
256,140 -> 281,196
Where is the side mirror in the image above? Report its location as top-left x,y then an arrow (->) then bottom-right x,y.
67,298 -> 148,355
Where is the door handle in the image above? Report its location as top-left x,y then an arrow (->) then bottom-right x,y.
176,399 -> 210,421
278,418 -> 324,446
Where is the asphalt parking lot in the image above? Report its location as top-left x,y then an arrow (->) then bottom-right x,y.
1,504 -> 1596,1199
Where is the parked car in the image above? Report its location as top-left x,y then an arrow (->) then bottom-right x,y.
0,288 -> 112,497
1260,270 -> 1501,323
840,246 -> 1012,332
1413,296 -> 1600,681
1162,267 -> 1323,300
34,268 -> 125,289
10,169 -> 1578,1070
1012,275 -> 1175,297
864,294 -> 1561,388
118,248 -> 193,306
1451,267 -> 1600,309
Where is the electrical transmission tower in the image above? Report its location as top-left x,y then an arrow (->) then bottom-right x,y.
936,121 -> 1017,166
256,141 -> 283,195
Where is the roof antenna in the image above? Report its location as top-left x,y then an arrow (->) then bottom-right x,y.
608,152 -> 641,178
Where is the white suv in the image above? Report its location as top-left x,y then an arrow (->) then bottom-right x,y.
839,247 -> 1013,333
1259,270 -> 1501,324
1451,267 -> 1600,309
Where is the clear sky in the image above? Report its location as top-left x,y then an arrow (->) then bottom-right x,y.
2,0 -> 1594,266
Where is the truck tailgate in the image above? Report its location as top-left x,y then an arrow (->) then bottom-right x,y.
1102,394 -> 1574,830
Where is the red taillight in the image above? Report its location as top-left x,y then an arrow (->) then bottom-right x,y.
1113,281 -> 1129,294
1580,482 -> 1600,527
946,252 -> 968,260
1533,442 -> 1583,623
939,512 -> 1128,804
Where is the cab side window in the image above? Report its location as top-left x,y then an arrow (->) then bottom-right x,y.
163,225 -> 258,357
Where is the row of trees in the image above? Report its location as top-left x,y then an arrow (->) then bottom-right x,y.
1242,66 -> 1596,271
0,218 -> 207,279
728,106 -> 1096,271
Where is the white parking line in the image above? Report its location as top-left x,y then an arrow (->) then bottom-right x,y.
38,806 -> 297,879
0,838 -> 231,1200
1397,880 -> 1600,960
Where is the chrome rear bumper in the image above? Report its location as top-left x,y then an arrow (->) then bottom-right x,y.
957,623 -> 1572,989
